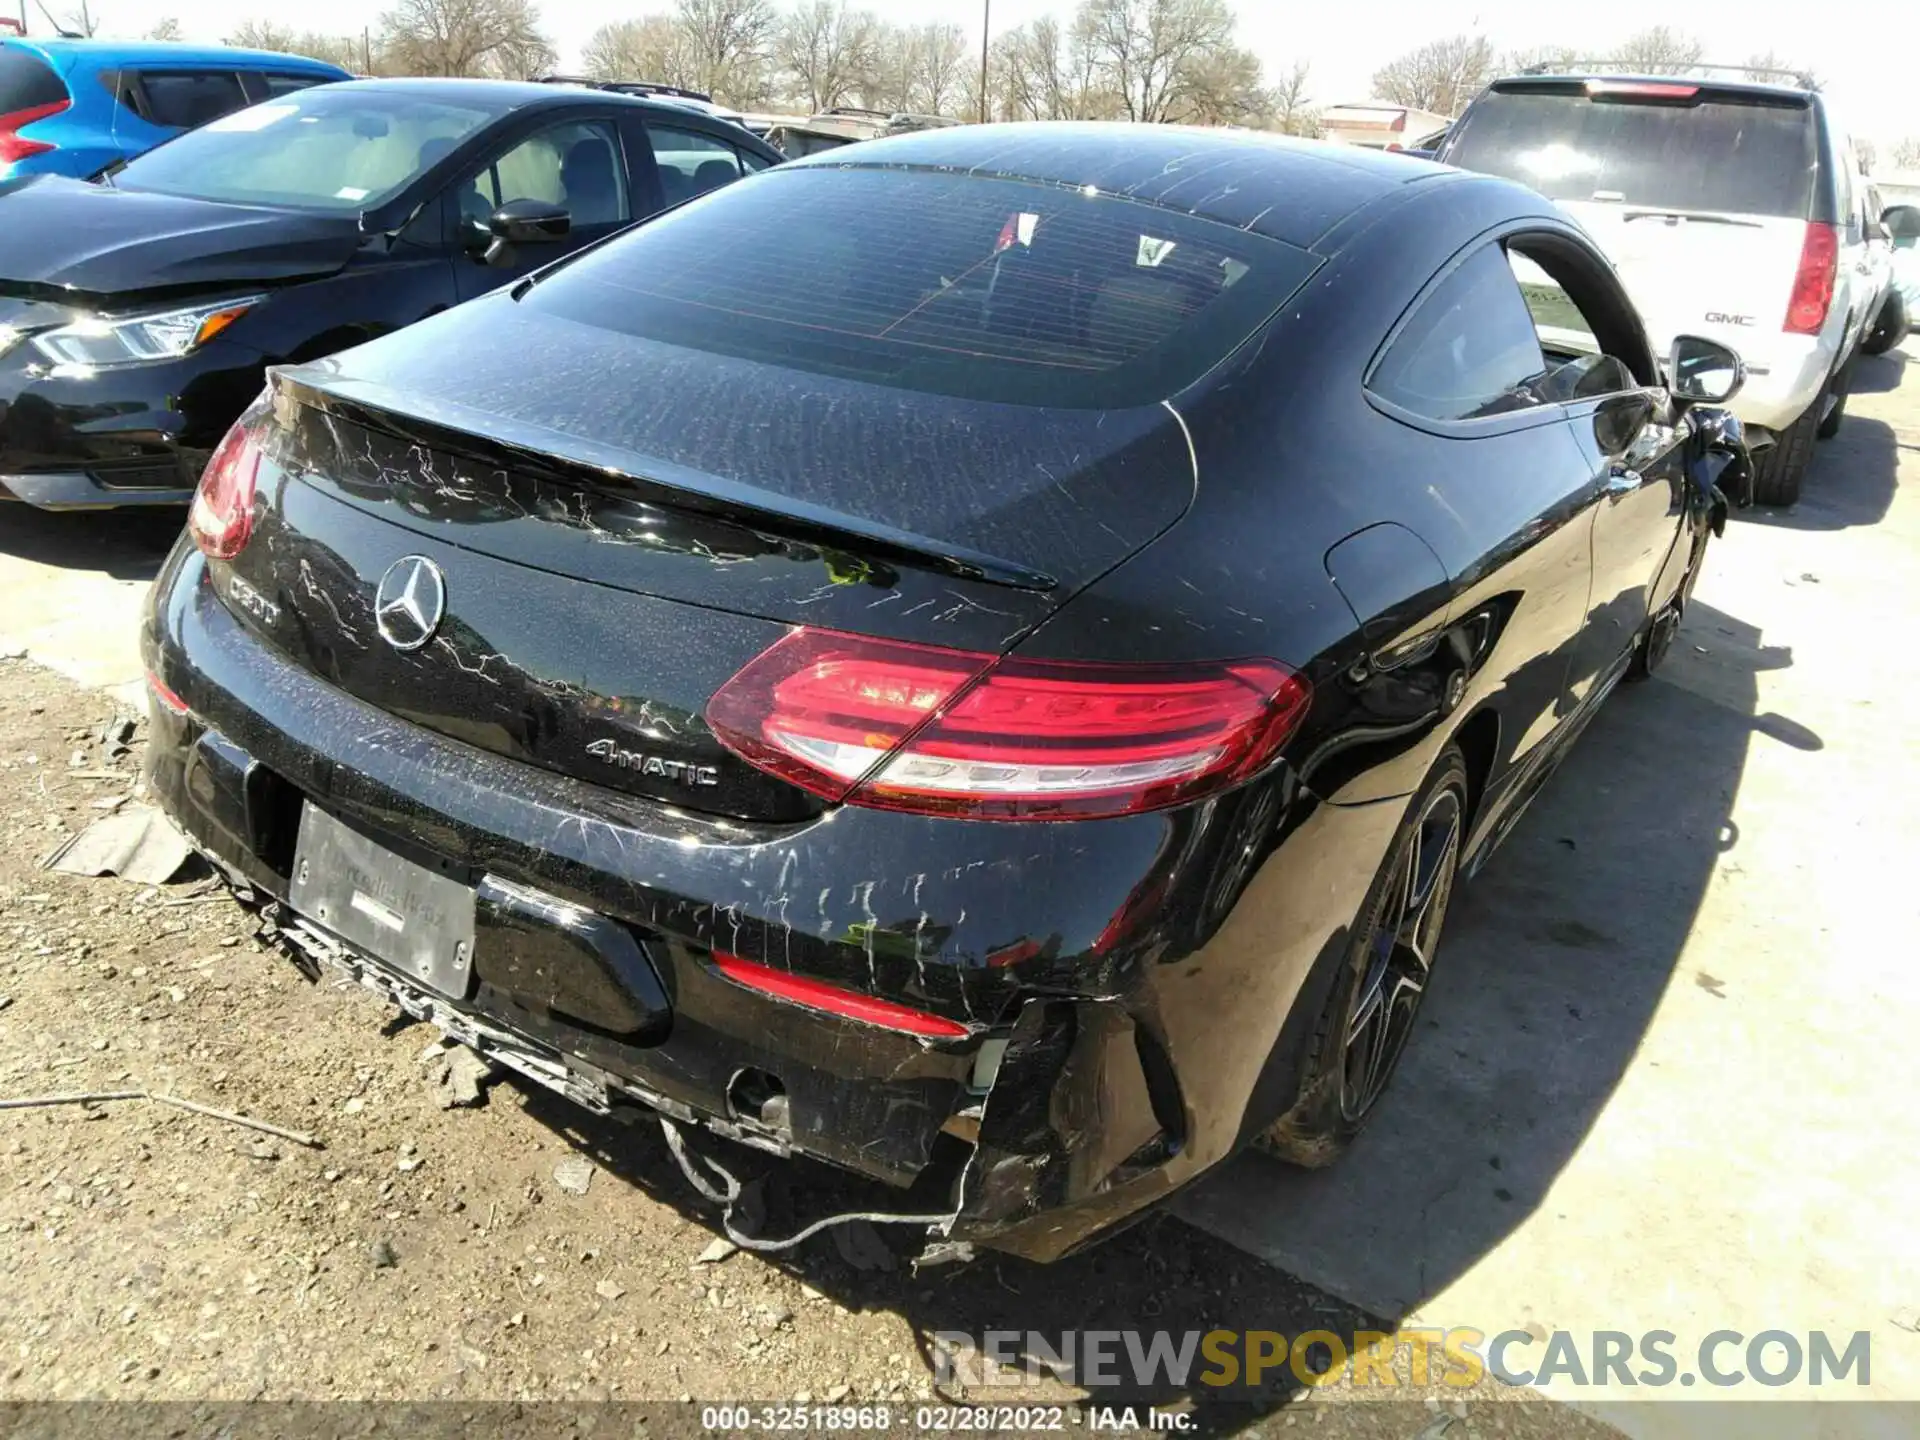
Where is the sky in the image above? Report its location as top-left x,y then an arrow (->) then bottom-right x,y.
23,0 -> 1919,148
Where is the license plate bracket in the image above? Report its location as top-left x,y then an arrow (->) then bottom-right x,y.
290,804 -> 477,1000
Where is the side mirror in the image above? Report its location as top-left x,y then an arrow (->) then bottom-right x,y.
1884,204 -> 1920,247
479,199 -> 572,266
1669,334 -> 1745,405
1591,390 -> 1656,456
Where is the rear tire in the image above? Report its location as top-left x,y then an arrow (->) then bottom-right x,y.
1752,400 -> 1819,507
1628,599 -> 1683,682
1257,749 -> 1468,1168
1863,290 -> 1909,356
1816,360 -> 1850,440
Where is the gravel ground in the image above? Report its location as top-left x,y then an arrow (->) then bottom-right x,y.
0,653 -> 1613,1437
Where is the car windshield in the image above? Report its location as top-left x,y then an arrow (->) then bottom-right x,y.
519,165 -> 1318,408
1446,85 -> 1818,219
113,88 -> 502,212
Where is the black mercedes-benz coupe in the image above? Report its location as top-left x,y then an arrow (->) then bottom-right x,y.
141,123 -> 1748,1262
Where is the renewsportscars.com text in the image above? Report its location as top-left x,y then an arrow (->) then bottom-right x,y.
931,1327 -> 1873,1391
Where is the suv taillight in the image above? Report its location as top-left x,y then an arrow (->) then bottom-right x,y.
1785,221 -> 1838,335
0,99 -> 69,165
188,417 -> 265,560
706,627 -> 1311,821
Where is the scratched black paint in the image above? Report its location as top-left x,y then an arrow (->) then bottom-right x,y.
144,127 -> 1728,1260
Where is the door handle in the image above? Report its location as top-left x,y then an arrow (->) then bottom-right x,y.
1604,466 -> 1641,499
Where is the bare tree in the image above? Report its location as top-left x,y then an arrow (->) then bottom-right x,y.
863,24 -> 917,111
228,20 -> 295,50
145,16 -> 181,41
583,16 -> 696,87
775,1 -> 878,114
380,0 -> 554,80
999,16 -> 1103,122
226,21 -> 364,69
677,0 -> 778,104
1178,43 -> 1268,127
1078,0 -> 1238,125
1370,34 -> 1495,116
909,22 -> 967,114
1741,50 -> 1817,87
39,1 -> 101,36
1267,59 -> 1316,136
1893,137 -> 1920,170
1609,26 -> 1703,76
1500,44 -> 1578,76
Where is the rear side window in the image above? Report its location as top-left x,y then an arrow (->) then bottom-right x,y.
468,119 -> 630,229
0,44 -> 68,116
647,123 -> 750,208
1370,245 -> 1548,423
141,71 -> 250,130
1446,86 -> 1818,219
259,74 -> 327,100
520,166 -> 1318,409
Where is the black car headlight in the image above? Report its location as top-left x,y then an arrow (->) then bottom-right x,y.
27,296 -> 265,372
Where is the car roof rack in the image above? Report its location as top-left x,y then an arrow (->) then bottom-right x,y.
1517,59 -> 1817,89
822,105 -> 891,119
536,75 -> 718,103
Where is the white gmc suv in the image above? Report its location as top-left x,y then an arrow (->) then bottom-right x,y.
1438,73 -> 1877,505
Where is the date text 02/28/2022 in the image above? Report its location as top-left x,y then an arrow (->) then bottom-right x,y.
698,1406 -> 1193,1432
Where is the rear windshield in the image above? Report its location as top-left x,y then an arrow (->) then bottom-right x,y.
1446,86 -> 1819,219
0,44 -> 68,116
519,165 -> 1318,408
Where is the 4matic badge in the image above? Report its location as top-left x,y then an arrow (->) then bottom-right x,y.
586,738 -> 720,787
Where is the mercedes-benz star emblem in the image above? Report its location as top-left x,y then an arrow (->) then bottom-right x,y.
374,555 -> 446,653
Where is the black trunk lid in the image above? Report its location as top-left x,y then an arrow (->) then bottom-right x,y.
221,300 -> 1198,822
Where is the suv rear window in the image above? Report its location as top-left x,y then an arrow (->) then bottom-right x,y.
141,71 -> 250,129
1445,85 -> 1818,219
0,44 -> 68,116
519,166 -> 1317,408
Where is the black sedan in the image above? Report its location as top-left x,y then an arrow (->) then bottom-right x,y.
0,78 -> 778,510
141,124 -> 1746,1262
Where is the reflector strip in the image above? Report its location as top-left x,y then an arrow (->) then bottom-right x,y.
146,670 -> 190,717
712,952 -> 970,1038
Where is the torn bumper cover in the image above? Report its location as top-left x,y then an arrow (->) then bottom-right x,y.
141,549 -> 1264,1262
258,890 -> 1186,1261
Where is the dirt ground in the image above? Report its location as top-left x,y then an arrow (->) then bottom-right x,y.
0,652 -> 1618,1437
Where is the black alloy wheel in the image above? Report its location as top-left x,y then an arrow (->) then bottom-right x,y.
1260,749 -> 1468,1166
1337,780 -> 1463,1122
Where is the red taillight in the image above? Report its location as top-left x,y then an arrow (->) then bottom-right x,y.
146,669 -> 190,718
706,627 -> 1311,821
712,952 -> 970,1038
1785,222 -> 1838,335
0,99 -> 70,165
187,418 -> 265,561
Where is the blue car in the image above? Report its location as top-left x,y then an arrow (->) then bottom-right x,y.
0,37 -> 351,181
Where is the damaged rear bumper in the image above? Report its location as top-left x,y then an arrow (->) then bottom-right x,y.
140,544 -> 1370,1261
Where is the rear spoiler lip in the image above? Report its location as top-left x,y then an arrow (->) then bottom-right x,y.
267,366 -> 1061,594
1485,75 -> 1814,108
